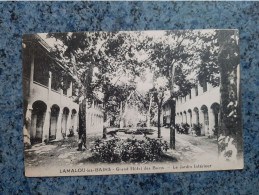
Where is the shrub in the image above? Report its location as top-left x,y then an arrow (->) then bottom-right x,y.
181,123 -> 190,134
175,124 -> 181,134
91,136 -> 169,163
67,128 -> 74,137
192,123 -> 202,136
212,126 -> 219,136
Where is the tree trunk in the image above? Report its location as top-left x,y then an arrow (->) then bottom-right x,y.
78,100 -> 86,150
170,100 -> 176,149
217,30 -> 243,162
103,102 -> 107,139
157,106 -> 161,138
169,65 -> 176,149
147,94 -> 152,128
119,101 -> 124,128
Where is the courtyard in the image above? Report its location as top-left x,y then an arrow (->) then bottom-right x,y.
24,127 -> 218,168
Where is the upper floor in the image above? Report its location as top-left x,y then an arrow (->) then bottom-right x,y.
23,34 -> 78,105
175,81 -> 220,112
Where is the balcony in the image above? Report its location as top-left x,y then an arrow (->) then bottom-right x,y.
29,81 -> 78,109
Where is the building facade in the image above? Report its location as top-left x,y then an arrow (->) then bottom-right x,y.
82,96 -> 104,136
23,34 -> 79,145
175,82 -> 220,136
162,99 -> 175,127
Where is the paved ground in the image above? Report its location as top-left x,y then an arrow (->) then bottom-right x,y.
24,127 -> 218,167
159,127 -> 218,163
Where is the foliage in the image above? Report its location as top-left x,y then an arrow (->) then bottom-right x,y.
181,123 -> 190,134
175,123 -> 189,134
192,123 -> 202,136
91,136 -> 169,163
218,135 -> 237,161
212,126 -> 219,136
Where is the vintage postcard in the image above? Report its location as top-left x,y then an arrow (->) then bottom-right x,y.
23,30 -> 243,177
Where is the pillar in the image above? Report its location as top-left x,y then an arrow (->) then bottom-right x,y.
48,71 -> 52,91
193,112 -> 197,125
23,104 -> 33,146
66,111 -> 72,137
186,113 -> 190,126
56,110 -> 63,140
73,113 -> 78,135
29,47 -> 34,93
209,110 -> 215,136
42,107 -> 51,143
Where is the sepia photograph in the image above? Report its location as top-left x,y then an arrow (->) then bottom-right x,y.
22,30 -> 243,177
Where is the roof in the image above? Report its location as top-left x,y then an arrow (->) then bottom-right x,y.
23,34 -> 74,78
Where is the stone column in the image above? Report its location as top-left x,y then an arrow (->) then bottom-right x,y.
48,71 -> 52,92
209,110 -> 215,136
73,113 -> 78,135
29,47 -> 34,93
56,109 -> 63,140
186,113 -> 190,126
193,112 -> 197,125
23,104 -> 33,146
66,111 -> 72,137
42,107 -> 51,143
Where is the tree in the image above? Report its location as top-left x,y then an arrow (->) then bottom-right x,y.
47,31 -> 146,140
216,30 -> 242,161
144,31 -> 197,148
149,75 -> 170,138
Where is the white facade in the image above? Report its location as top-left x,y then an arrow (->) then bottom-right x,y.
84,98 -> 104,136
23,35 -> 79,145
175,82 -> 220,136
162,100 -> 173,126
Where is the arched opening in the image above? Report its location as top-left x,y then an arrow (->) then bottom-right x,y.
61,107 -> 70,136
193,107 -> 199,124
49,104 -> 60,140
70,109 -> 77,135
180,112 -> 183,124
31,100 -> 47,144
176,113 -> 179,124
211,103 -> 220,135
201,105 -> 209,135
183,111 -> 187,124
188,109 -> 192,127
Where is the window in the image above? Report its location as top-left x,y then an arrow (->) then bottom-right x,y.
203,80 -> 207,92
195,85 -> 198,96
51,70 -> 62,91
33,50 -> 49,86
